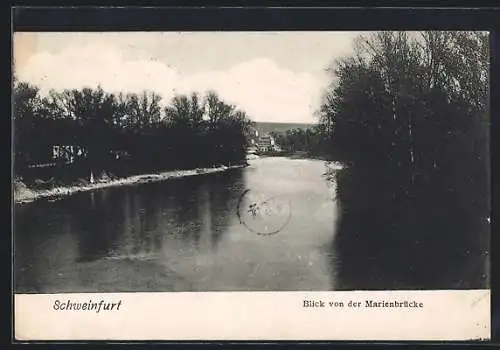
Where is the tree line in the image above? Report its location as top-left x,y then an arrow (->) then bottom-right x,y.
269,124 -> 333,158
318,31 -> 489,289
13,81 -> 254,185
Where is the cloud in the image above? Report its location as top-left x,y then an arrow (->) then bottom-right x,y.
15,42 -> 329,123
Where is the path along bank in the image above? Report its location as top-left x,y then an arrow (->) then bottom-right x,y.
13,164 -> 247,205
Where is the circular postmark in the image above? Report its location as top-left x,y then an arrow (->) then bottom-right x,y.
237,189 -> 292,236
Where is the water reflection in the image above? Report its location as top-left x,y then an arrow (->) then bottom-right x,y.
14,168 -> 252,293
109,171 -> 243,261
15,159 -> 340,293
331,173 -> 490,290
16,156 -> 488,292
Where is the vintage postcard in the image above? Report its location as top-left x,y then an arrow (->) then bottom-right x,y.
13,30 -> 490,341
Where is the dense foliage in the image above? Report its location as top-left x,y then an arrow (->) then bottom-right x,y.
319,31 -> 490,289
13,82 -> 253,185
270,124 -> 332,158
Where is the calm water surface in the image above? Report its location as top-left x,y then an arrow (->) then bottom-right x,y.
15,157 -> 340,293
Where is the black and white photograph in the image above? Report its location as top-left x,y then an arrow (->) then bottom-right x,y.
13,30 -> 490,296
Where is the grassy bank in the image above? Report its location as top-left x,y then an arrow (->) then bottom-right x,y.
13,164 -> 247,205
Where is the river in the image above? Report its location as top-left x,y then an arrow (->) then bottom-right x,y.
14,157 -> 341,293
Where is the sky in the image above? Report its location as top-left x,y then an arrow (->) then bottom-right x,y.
13,32 -> 361,124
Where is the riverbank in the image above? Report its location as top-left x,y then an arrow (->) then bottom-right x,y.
13,164 -> 247,205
